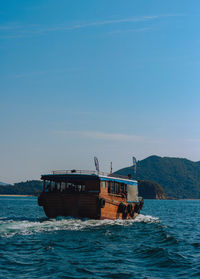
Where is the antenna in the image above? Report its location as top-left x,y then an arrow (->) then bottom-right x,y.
110,162 -> 112,174
94,156 -> 99,173
132,156 -> 137,180
132,156 -> 137,174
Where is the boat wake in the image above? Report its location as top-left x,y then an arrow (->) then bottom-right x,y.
0,214 -> 159,238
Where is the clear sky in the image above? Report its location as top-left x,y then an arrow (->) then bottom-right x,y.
1,0 -> 200,183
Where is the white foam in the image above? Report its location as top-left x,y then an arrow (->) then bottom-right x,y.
134,214 -> 160,223
0,214 -> 160,238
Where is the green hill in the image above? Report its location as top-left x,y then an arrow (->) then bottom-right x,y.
115,156 -> 200,199
138,180 -> 166,199
0,180 -> 42,195
0,181 -> 9,186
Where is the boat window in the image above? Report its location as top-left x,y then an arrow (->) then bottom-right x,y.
118,183 -> 126,198
50,181 -> 54,192
55,182 -> 59,191
65,183 -> 86,193
115,183 -> 119,194
127,184 -> 138,202
107,181 -> 125,194
111,182 -> 115,193
45,180 -> 51,192
120,183 -> 124,193
61,182 -> 65,192
76,185 -> 82,192
108,181 -> 120,194
49,182 -> 86,193
108,182 -> 111,193
101,181 -> 106,188
106,181 -> 127,196
65,183 -> 71,190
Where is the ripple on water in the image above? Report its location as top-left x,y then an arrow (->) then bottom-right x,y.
1,198 -> 200,279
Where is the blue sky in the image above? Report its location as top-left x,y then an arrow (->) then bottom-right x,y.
1,0 -> 200,183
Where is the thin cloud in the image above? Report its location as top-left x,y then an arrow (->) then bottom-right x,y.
109,27 -> 152,35
0,22 -> 22,30
52,15 -> 159,31
56,130 -> 143,142
13,71 -> 49,79
0,14 -> 181,39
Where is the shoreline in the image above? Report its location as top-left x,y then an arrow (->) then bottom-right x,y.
0,195 -> 199,200
0,195 -> 34,197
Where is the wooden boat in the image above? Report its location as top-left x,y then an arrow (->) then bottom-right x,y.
38,170 -> 144,219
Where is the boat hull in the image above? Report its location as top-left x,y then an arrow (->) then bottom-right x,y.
38,192 -> 142,220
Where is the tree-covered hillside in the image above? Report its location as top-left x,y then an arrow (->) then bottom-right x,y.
138,180 -> 166,199
115,156 -> 200,199
0,182 -> 9,186
0,180 -> 42,195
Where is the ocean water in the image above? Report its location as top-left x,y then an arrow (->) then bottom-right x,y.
0,197 -> 200,279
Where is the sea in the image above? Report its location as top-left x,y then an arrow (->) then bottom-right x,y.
0,197 -> 200,279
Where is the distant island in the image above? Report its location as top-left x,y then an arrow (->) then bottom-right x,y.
0,181 -> 9,186
138,180 -> 166,199
1,155 -> 200,199
0,180 -> 42,196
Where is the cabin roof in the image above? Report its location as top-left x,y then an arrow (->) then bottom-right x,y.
41,171 -> 137,185
98,175 -> 137,186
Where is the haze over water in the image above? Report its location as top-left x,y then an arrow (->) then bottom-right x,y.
1,197 -> 200,278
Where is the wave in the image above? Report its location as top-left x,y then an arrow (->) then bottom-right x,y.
0,214 -> 160,238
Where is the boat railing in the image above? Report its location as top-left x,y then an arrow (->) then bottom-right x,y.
52,170 -> 109,176
51,170 -> 131,180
